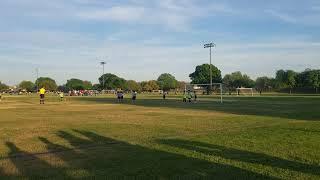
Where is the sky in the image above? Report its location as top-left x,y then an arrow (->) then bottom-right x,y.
0,0 -> 319,85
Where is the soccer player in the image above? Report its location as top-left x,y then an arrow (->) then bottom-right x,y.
117,90 -> 124,103
116,91 -> 121,102
183,93 -> 187,102
120,91 -> 124,102
59,92 -> 64,101
39,87 -> 46,104
163,91 -> 167,100
132,91 -> 137,102
194,91 -> 198,102
187,92 -> 192,103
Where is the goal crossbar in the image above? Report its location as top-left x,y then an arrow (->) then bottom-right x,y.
236,88 -> 254,96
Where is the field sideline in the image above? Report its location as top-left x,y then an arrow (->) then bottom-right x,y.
0,94 -> 319,179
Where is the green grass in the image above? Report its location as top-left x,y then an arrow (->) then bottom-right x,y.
0,94 -> 319,179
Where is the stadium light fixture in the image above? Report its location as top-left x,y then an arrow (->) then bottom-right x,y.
204,42 -> 216,90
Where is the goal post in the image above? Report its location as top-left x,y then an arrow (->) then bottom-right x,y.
185,83 -> 223,103
236,88 -> 254,96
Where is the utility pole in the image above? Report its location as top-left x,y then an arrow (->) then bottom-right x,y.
35,68 -> 39,92
204,43 -> 216,91
100,61 -> 106,90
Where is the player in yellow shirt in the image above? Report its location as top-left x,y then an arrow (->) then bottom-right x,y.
183,93 -> 187,102
39,87 -> 46,104
59,92 -> 64,101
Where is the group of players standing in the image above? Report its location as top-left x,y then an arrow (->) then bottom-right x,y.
116,90 -> 197,103
39,87 -> 65,104
183,91 -> 198,103
35,88 -> 198,104
116,90 -> 137,102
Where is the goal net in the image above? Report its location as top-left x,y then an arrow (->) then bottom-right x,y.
185,83 -> 223,103
236,88 -> 254,96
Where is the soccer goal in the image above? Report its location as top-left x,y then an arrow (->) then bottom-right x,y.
185,83 -> 223,103
236,88 -> 254,96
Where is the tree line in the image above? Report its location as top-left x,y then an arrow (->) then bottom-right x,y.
0,64 -> 319,94
0,73 -> 183,93
223,69 -> 320,94
97,73 -> 181,92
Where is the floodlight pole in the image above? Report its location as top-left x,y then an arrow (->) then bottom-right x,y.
210,46 -> 212,89
220,83 -> 223,103
204,43 -> 216,90
100,61 -> 106,90
36,68 -> 39,92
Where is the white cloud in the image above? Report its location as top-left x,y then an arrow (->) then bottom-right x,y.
0,0 -> 235,31
77,6 -> 146,22
1,1 -> 320,85
76,0 -> 235,30
265,8 -> 320,26
265,10 -> 297,23
1,30 -> 320,85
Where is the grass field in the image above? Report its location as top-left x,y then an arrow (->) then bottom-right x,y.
0,94 -> 319,179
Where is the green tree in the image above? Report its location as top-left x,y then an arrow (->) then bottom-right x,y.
305,70 -> 320,93
66,79 -> 85,90
223,72 -> 254,94
255,77 -> 273,94
36,77 -> 57,91
177,81 -> 187,91
140,81 -> 147,89
296,69 -> 320,93
127,80 -> 142,92
99,73 -> 127,90
142,83 -> 153,92
275,69 -> 297,93
83,81 -> 93,90
275,70 -> 287,89
222,74 -> 233,95
286,70 -> 297,94
269,78 -> 277,90
189,64 -> 222,84
148,80 -> 160,91
19,81 -> 35,92
92,84 -> 101,90
0,81 -> 9,91
295,71 -> 307,88
157,73 -> 177,91
242,74 -> 255,88
58,85 -> 70,93
142,80 -> 160,92
230,71 -> 244,88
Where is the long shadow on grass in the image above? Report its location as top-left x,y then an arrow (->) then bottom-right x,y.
1,142 -> 67,178
158,139 -> 320,176
76,96 -> 320,121
0,130 -> 276,179
0,167 -> 4,176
